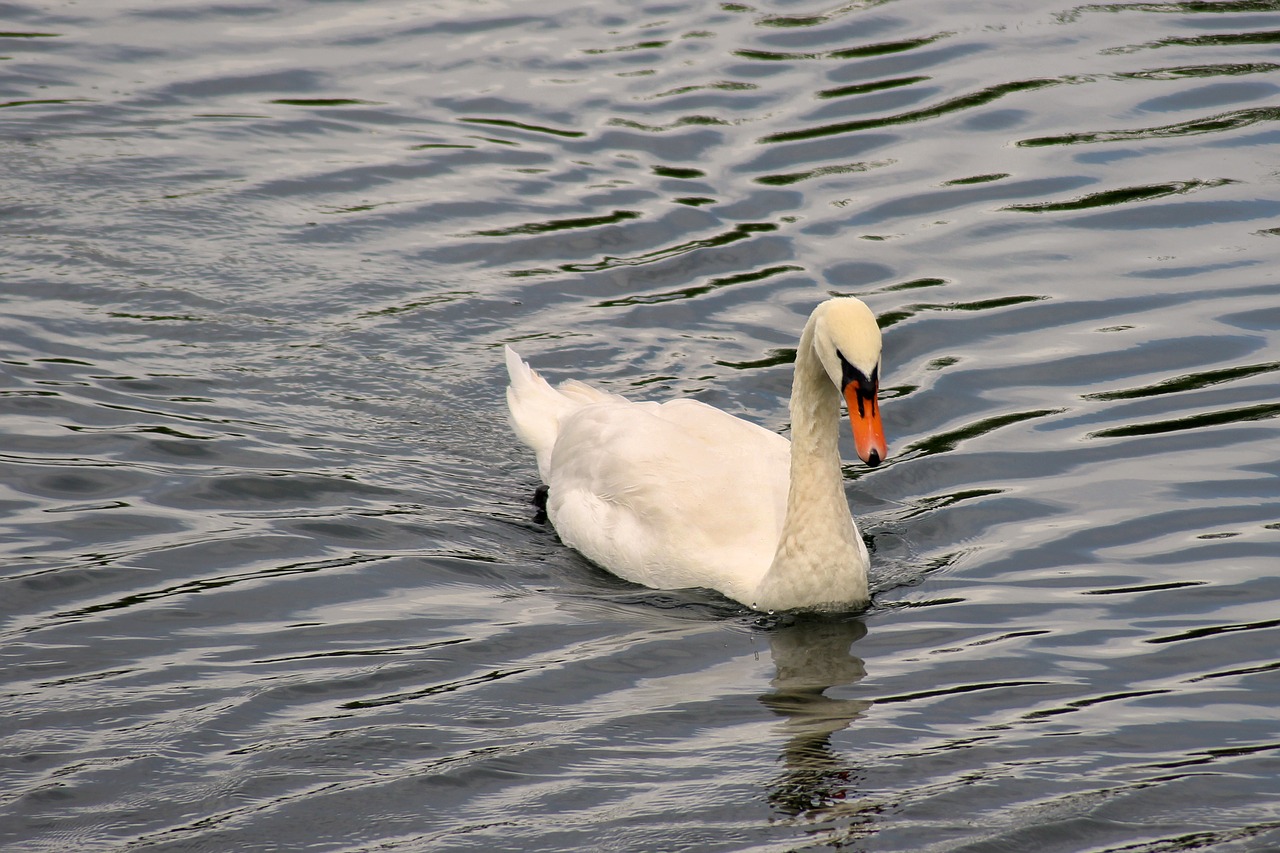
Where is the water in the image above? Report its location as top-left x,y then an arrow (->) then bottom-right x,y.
2,0 -> 1279,849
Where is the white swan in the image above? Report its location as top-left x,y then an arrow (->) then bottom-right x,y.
505,297 -> 887,612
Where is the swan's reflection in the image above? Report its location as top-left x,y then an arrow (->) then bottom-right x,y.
760,616 -> 874,827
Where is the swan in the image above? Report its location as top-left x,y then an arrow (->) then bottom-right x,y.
504,297 -> 887,612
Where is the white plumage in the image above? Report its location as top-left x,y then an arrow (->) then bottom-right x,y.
505,297 -> 887,612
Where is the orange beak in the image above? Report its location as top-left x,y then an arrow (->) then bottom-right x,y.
844,381 -> 887,467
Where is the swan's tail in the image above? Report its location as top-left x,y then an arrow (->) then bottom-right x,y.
504,346 -> 620,482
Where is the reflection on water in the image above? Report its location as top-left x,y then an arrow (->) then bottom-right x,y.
762,618 -> 873,828
2,0 -> 1279,850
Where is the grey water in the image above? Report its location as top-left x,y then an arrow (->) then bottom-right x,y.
2,1 -> 1279,850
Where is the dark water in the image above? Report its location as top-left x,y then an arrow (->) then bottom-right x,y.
3,1 -> 1279,850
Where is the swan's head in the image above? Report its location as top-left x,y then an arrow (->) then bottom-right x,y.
811,297 -> 888,467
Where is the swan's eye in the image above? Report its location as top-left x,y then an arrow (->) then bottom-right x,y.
838,353 -> 879,416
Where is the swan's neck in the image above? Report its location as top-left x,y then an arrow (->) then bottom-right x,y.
752,321 -> 869,611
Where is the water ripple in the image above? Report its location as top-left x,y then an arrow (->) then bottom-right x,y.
1020,105 -> 1280,146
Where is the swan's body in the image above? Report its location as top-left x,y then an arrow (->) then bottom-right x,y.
505,297 -> 887,612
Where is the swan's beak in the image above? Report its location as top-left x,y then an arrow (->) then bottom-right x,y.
844,381 -> 887,467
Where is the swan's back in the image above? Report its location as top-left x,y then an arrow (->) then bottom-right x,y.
504,347 -> 791,602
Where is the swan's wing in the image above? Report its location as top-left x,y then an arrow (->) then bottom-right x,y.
545,397 -> 790,603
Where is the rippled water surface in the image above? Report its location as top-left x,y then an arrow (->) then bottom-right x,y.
3,1 -> 1280,850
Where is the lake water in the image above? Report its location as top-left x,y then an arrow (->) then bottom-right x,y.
3,1 -> 1279,850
